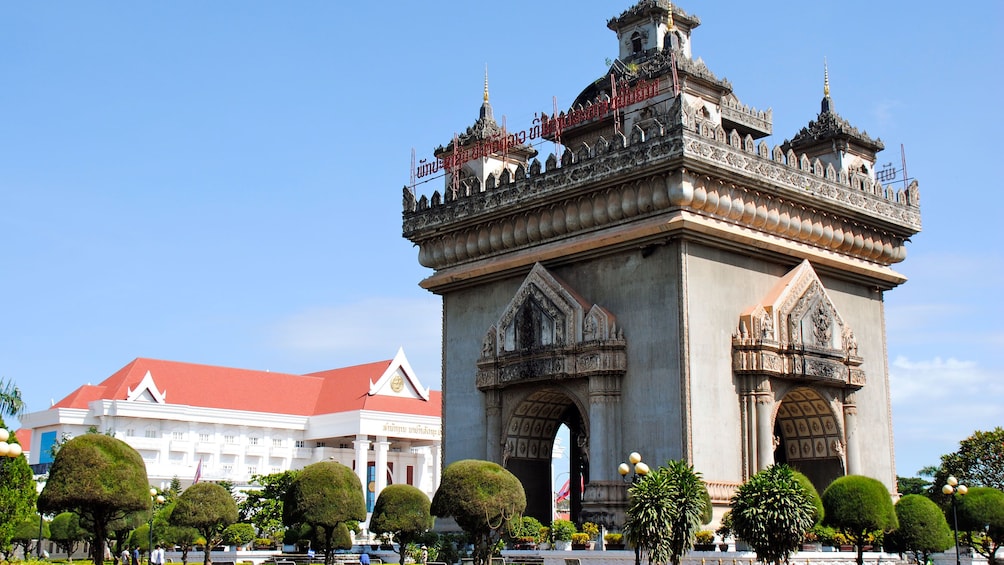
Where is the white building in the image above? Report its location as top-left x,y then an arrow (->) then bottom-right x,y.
20,348 -> 442,521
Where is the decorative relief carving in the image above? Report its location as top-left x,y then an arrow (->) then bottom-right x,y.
811,302 -> 833,346
404,126 -> 918,273
733,261 -> 865,390
478,263 -> 627,392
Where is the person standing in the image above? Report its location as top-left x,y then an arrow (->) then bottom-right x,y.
421,545 -> 428,565
152,545 -> 165,565
360,553 -> 370,565
131,546 -> 140,565
120,547 -> 131,565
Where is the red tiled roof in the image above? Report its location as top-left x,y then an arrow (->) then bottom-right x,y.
51,358 -> 440,418
14,428 -> 30,450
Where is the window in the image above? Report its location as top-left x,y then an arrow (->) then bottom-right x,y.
172,431 -> 184,440
248,437 -> 259,446
199,433 -> 210,442
145,429 -> 158,438
126,429 -> 135,437
272,438 -> 283,447
222,464 -> 233,473
631,31 -> 643,54
247,466 -> 257,475
339,443 -> 350,449
315,441 -> 326,448
224,435 -> 236,444
271,466 -> 281,474
295,440 -> 306,448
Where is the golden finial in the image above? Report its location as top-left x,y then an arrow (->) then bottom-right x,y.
484,65 -> 490,103
667,2 -> 674,29
823,57 -> 831,97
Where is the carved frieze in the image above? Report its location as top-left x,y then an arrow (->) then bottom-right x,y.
404,119 -> 920,278
478,263 -> 627,392
733,261 -> 865,390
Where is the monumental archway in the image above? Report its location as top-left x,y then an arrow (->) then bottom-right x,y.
477,263 -> 627,524
733,260 -> 866,486
501,388 -> 587,522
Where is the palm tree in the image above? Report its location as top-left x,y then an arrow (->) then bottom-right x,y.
0,379 -> 25,418
624,460 -> 707,565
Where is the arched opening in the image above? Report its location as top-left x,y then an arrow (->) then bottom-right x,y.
631,31 -> 643,55
503,389 -> 587,524
773,387 -> 845,493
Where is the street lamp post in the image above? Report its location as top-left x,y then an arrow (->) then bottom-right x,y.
148,489 -> 166,565
943,476 -> 968,565
618,451 -> 650,565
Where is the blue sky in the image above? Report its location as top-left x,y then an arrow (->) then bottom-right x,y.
2,1 -> 1000,481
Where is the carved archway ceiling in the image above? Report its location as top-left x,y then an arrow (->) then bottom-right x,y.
504,390 -> 572,461
776,388 -> 842,461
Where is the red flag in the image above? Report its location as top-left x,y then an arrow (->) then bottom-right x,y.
555,479 -> 570,502
193,458 -> 202,484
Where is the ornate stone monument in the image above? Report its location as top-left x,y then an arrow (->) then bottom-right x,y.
403,0 -> 920,526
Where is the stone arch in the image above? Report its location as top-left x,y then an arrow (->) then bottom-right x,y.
502,387 -> 588,523
733,260 -> 865,485
477,263 -> 627,526
772,386 -> 845,493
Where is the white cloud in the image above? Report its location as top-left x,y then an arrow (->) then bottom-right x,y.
890,355 -> 1004,475
270,296 -> 443,384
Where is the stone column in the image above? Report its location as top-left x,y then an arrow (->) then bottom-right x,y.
587,374 -> 621,482
755,391 -> 775,471
374,436 -> 390,501
581,374 -> 624,529
353,434 -> 370,505
843,393 -> 860,475
485,389 -> 503,463
431,440 -> 442,492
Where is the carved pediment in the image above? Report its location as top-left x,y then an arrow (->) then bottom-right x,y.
477,263 -> 626,390
733,260 -> 864,388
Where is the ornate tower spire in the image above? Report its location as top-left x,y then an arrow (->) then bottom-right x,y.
480,65 -> 493,121
821,58 -> 834,114
823,57 -> 831,96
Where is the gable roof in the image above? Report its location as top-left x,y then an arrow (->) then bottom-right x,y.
50,355 -> 440,418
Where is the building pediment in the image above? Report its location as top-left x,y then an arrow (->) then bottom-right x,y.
477,263 -> 625,390
368,347 -> 430,401
126,371 -> 166,403
733,260 -> 864,387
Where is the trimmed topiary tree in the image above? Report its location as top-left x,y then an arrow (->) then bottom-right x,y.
222,522 -> 256,549
38,434 -> 151,565
730,464 -> 816,565
49,511 -> 87,558
283,461 -> 366,565
431,459 -> 526,565
370,484 -> 434,565
955,486 -> 1004,565
170,482 -> 238,565
885,494 -> 952,564
822,475 -> 898,565
792,470 -> 824,525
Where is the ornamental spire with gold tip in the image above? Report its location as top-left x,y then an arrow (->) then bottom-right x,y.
480,64 -> 494,121
821,57 -> 834,114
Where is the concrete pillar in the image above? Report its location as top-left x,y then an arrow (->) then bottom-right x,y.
755,392 -> 774,470
353,434 -> 370,504
485,389 -> 502,462
374,437 -> 390,502
843,394 -> 860,475
431,440 -> 442,492
588,374 -> 621,482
